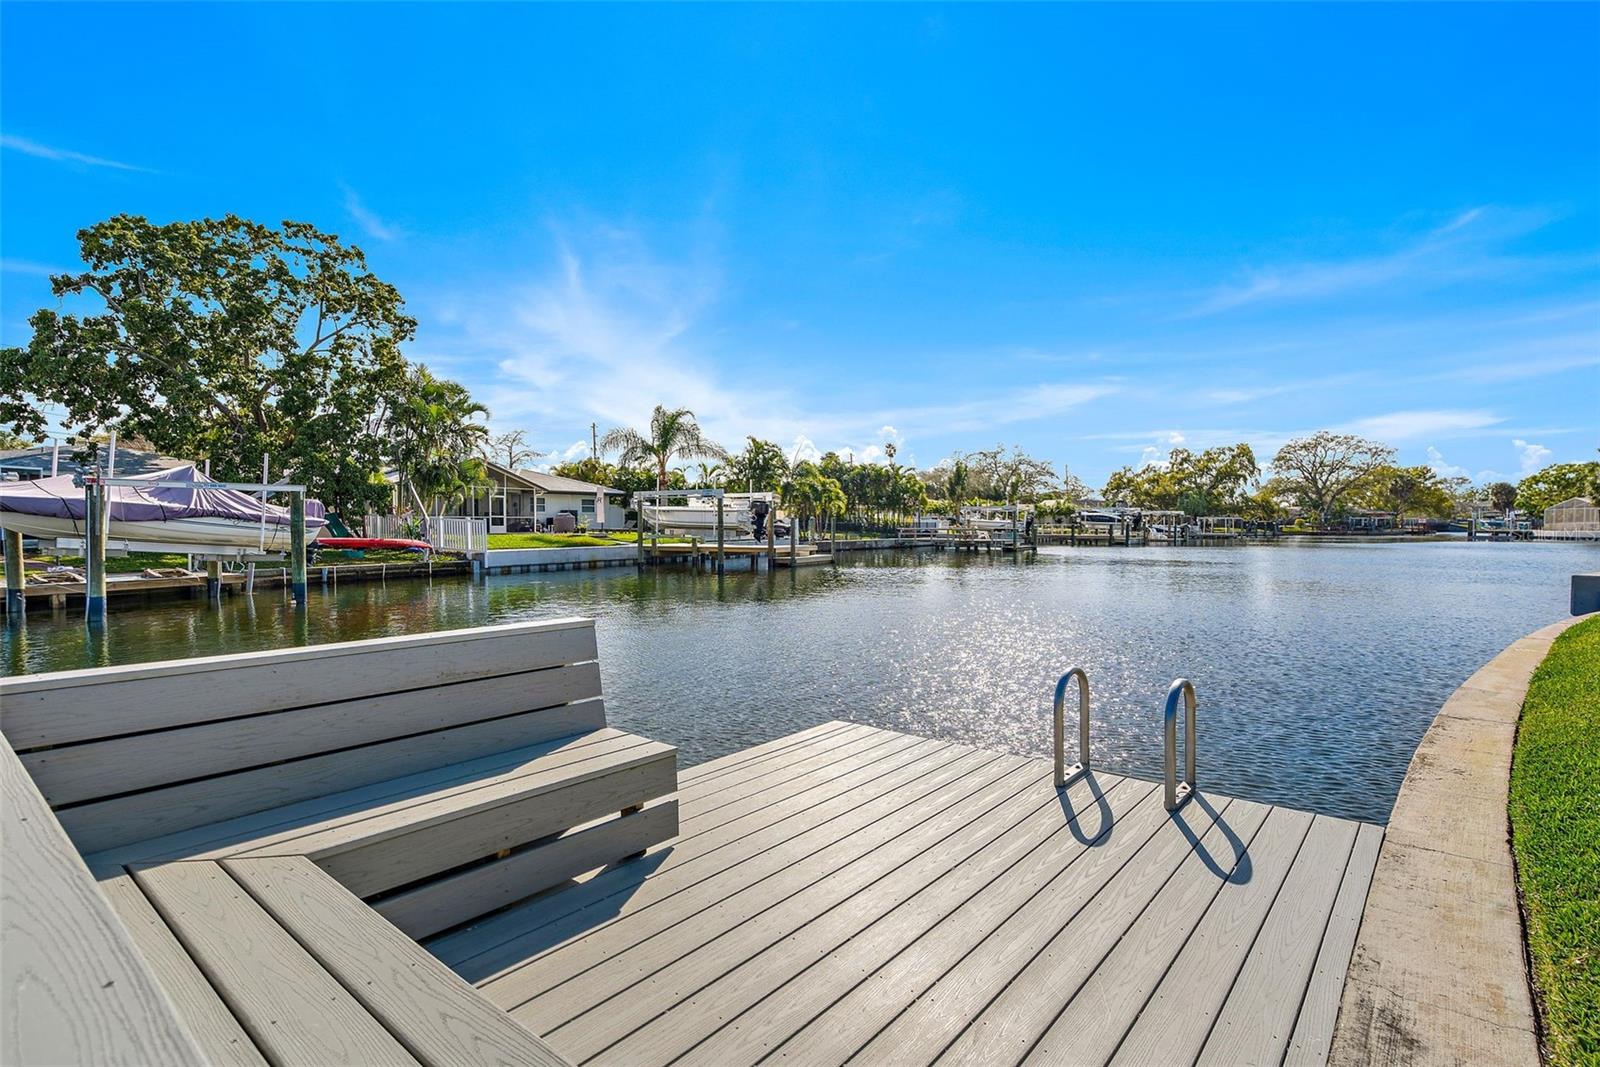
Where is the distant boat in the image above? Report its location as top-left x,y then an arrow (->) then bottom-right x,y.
0,464 -> 326,550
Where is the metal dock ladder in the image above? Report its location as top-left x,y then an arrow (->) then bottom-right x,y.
1163,677 -> 1197,810
1053,667 -> 1092,788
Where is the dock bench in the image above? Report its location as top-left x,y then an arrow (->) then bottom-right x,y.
2,618 -> 676,1066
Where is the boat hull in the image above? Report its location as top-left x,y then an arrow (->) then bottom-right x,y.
642,506 -> 755,534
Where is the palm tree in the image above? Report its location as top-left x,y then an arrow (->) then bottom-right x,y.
388,366 -> 490,529
946,458 -> 971,508
600,406 -> 727,492
695,461 -> 723,489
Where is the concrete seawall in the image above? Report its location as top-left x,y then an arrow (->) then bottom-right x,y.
481,544 -> 640,574
1330,616 -> 1588,1066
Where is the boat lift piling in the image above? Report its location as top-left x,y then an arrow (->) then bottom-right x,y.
3,526 -> 24,622
84,478 -> 108,627
289,494 -> 308,607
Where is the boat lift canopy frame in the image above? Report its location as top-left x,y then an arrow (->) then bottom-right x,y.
81,474 -> 309,561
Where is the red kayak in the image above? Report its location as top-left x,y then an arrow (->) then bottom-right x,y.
316,536 -> 433,553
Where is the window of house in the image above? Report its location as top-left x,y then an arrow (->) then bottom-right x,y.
581,496 -> 596,514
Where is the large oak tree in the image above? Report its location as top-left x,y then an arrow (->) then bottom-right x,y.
0,215 -> 421,515
1270,432 -> 1395,520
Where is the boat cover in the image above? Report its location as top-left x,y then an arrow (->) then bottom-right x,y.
0,464 -> 327,530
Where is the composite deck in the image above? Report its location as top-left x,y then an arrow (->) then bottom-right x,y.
429,721 -> 1383,1067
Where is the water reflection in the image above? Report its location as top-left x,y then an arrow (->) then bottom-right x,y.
2,540 -> 1593,823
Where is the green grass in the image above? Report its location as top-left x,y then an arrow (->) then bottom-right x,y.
488,532 -> 628,548
31,551 -> 193,575
29,547 -> 435,576
1509,614 -> 1600,1067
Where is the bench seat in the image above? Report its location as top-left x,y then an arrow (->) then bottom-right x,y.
87,725 -> 678,940
2,619 -> 680,1066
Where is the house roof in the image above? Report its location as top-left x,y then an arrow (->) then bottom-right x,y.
484,460 -> 618,495
0,446 -> 189,478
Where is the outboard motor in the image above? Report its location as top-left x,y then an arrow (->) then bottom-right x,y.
751,498 -> 770,540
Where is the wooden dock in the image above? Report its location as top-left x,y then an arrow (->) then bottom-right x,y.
432,721 -> 1382,1067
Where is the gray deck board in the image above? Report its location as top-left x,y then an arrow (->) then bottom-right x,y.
432,736 -> 981,979
436,723 -> 1381,1067
453,745 -> 1005,991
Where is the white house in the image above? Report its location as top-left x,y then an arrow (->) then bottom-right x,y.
452,461 -> 627,532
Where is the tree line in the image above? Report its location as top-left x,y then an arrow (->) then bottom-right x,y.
4,215 -> 1594,529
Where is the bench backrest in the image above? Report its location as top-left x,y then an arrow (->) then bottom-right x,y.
0,618 -> 606,853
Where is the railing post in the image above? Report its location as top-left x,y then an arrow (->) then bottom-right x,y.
1163,678 -> 1197,810
1053,668 -> 1091,788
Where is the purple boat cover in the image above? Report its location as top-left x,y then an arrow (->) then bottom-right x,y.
0,464 -> 328,528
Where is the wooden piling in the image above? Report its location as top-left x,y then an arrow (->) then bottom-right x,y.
289,494 -> 308,606
716,498 -> 725,575
84,482 -> 107,627
3,526 -> 24,621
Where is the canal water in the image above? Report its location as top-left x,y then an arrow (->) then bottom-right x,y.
4,540 -> 1592,823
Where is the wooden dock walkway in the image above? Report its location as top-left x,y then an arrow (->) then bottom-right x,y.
431,721 -> 1383,1067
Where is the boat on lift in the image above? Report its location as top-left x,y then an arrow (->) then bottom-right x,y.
640,493 -> 775,536
0,464 -> 326,551
958,505 -> 1029,531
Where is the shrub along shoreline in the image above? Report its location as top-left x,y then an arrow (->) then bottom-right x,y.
1509,614 -> 1600,1067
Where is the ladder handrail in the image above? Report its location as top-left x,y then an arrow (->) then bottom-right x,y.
1053,668 -> 1091,788
1163,678 -> 1197,810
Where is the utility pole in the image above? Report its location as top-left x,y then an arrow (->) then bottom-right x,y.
591,422 -> 598,460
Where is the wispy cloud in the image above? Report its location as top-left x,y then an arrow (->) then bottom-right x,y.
0,258 -> 70,277
1,134 -> 151,172
1340,409 -> 1503,442
436,223 -> 1113,465
1432,346 -> 1600,385
340,183 -> 401,242
1191,206 -> 1591,315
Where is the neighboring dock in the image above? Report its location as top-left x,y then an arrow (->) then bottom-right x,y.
3,558 -> 471,612
434,721 -> 1382,1067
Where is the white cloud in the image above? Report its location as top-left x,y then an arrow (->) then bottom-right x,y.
1513,438 -> 1552,475
1,133 -> 151,172
788,435 -> 821,464
560,440 -> 590,461
1191,206 -> 1583,315
340,183 -> 400,242
435,223 -> 1116,466
1341,409 -> 1502,442
1138,446 -> 1168,469
0,258 -> 69,277
1425,446 -> 1469,479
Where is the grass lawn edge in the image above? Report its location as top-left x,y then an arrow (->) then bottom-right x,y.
1509,614 -> 1600,1067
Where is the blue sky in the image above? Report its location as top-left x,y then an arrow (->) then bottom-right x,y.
3,3 -> 1597,486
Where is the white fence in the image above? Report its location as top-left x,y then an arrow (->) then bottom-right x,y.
364,514 -> 488,554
